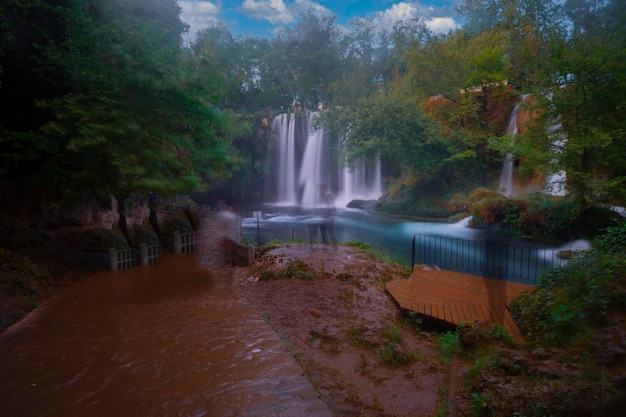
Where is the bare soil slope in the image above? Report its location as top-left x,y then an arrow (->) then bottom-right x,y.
240,243 -> 448,416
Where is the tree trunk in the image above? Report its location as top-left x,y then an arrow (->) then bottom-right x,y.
116,195 -> 136,248
183,207 -> 199,231
148,192 -> 162,240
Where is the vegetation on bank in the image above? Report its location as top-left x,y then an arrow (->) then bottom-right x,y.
511,222 -> 626,346
428,221 -> 626,416
449,188 -> 622,241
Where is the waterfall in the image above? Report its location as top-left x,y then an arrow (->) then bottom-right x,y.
544,118 -> 567,196
299,112 -> 327,207
336,157 -> 383,207
272,114 -> 298,205
267,111 -> 383,208
498,99 -> 523,197
498,94 -> 568,197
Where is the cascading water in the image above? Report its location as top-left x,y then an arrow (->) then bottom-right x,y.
544,118 -> 567,196
337,157 -> 383,207
272,114 -> 298,205
266,111 -> 382,208
497,94 -> 568,197
498,98 -> 524,197
298,112 -> 328,207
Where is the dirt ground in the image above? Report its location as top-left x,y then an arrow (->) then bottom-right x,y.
237,242 -> 626,417
239,242 -> 449,417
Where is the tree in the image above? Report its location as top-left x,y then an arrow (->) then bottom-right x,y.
0,0 -> 238,244
491,0 -> 626,207
322,93 -> 448,191
456,0 -> 506,35
274,13 -> 342,110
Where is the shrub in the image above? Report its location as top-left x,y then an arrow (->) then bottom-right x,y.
467,187 -> 500,204
470,196 -> 508,225
0,248 -> 51,296
449,193 -> 468,214
130,225 -> 160,246
80,228 -> 129,250
510,222 -> 626,346
160,216 -> 193,235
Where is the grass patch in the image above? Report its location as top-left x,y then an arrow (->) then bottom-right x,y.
257,259 -> 316,281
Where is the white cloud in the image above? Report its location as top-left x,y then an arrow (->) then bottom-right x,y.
425,17 -> 459,34
241,0 -> 294,25
375,3 -> 418,30
373,2 -> 459,34
179,1 -> 221,38
291,0 -> 332,17
240,0 -> 332,25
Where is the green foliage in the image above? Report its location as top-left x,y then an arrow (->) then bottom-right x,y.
346,240 -> 371,250
81,228 -> 129,250
0,248 -> 51,296
458,321 -> 515,351
436,331 -> 460,365
257,259 -> 315,281
0,0 -> 235,205
510,222 -> 626,346
468,191 -> 619,240
160,216 -> 193,235
379,323 -> 419,366
130,225 -> 160,246
403,311 -> 423,331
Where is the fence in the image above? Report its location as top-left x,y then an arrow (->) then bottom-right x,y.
109,247 -> 137,271
411,234 -> 567,285
109,231 -> 196,271
173,231 -> 196,254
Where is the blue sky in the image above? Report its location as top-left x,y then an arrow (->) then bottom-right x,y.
178,0 -> 462,40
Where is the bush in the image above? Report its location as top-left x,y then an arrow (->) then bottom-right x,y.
471,197 -> 505,225
510,221 -> 626,346
79,228 -> 129,250
130,225 -> 160,246
449,193 -> 468,214
160,216 -> 193,235
0,248 -> 51,296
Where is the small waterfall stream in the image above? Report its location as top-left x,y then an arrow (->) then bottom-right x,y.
544,118 -> 568,196
498,98 -> 524,197
499,94 -> 568,197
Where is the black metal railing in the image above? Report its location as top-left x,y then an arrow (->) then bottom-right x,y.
411,234 -> 567,285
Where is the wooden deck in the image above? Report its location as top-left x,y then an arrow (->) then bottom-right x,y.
386,266 -> 534,343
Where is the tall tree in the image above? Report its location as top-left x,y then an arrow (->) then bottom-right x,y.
0,0 -> 237,242
275,13 -> 342,110
488,0 -> 626,207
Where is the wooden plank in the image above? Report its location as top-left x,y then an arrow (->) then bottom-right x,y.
450,304 -> 461,325
444,304 -> 454,324
385,270 -> 531,344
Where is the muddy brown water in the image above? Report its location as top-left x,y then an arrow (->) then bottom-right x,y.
0,224 -> 330,417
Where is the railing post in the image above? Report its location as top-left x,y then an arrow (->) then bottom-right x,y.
109,248 -> 118,271
411,234 -> 416,272
173,231 -> 181,254
140,243 -> 149,266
